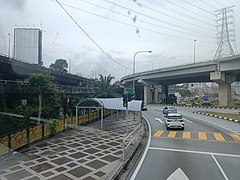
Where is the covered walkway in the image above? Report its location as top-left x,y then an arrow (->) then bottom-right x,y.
75,98 -> 143,132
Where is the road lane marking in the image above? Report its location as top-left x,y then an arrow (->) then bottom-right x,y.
130,115 -> 151,180
148,147 -> 240,158
167,168 -> 189,180
168,131 -> 177,138
198,132 -> 207,140
213,133 -> 225,141
183,118 -> 192,123
182,113 -> 240,135
155,118 -> 164,124
183,131 -> 191,139
211,154 -> 229,180
230,134 -> 240,142
153,130 -> 164,137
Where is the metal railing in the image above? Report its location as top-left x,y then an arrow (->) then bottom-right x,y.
122,123 -> 143,162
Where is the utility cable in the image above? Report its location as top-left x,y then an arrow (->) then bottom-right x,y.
146,0 -> 214,25
164,0 -> 215,20
75,0 -> 213,37
96,0 -> 214,36
182,0 -> 215,15
55,0 -> 128,70
59,2 -> 215,43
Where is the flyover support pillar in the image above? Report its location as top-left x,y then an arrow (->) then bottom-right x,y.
144,85 -> 151,105
210,71 -> 236,106
161,85 -> 168,104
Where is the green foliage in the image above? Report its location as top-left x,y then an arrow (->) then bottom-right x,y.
93,74 -> 121,98
49,119 -> 57,135
49,59 -> 68,73
167,94 -> 177,104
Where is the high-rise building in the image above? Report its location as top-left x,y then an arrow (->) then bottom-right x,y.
14,28 -> 42,65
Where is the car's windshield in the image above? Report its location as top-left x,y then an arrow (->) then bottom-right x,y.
168,115 -> 182,119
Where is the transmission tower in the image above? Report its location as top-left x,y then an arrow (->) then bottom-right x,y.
214,6 -> 235,60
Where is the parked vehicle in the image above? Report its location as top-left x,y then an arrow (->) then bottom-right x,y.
165,113 -> 184,130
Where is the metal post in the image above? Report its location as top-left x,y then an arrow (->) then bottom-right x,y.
133,50 -> 152,95
83,108 -> 85,125
126,106 -> 129,134
8,33 -> 10,58
75,106 -> 78,128
101,108 -> 103,130
194,40 -> 196,63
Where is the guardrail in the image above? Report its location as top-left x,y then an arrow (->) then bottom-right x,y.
122,123 -> 143,162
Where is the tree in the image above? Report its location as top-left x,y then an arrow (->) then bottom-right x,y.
28,73 -> 61,123
50,59 -> 68,73
93,74 -> 121,98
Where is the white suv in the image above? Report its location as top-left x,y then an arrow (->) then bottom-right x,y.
165,113 -> 184,130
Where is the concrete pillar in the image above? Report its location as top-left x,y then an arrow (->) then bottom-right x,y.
218,83 -> 231,106
154,87 -> 159,103
144,85 -> 151,105
210,71 -> 236,106
161,85 -> 168,103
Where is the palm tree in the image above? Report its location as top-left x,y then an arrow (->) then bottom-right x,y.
93,74 -> 121,98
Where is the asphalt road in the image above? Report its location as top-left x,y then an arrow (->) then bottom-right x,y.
127,105 -> 240,180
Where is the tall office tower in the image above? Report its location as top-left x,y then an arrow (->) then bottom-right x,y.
14,28 -> 43,65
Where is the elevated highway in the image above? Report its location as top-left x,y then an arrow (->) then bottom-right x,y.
0,54 -> 93,87
121,55 -> 240,106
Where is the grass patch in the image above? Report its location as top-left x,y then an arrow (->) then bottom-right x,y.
199,111 -> 240,120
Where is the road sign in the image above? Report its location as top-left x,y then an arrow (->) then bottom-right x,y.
125,88 -> 133,94
204,95 -> 209,101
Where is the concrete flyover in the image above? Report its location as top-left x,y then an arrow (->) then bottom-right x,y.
121,55 -> 240,106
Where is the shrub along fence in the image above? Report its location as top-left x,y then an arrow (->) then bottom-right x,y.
0,109 -> 113,156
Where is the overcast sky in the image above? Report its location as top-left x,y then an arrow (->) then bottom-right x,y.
0,0 -> 239,80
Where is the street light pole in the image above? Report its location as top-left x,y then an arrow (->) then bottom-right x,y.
8,33 -> 11,58
133,50 -> 152,95
194,40 -> 196,64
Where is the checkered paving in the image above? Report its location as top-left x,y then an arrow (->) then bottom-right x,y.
0,114 -> 141,180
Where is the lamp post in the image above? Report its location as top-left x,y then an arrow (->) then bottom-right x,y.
8,33 -> 11,58
133,50 -> 152,95
193,40 -> 196,63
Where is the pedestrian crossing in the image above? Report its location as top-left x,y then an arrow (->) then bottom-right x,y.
153,130 -> 240,143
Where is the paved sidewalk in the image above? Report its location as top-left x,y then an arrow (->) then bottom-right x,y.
0,114 -> 141,180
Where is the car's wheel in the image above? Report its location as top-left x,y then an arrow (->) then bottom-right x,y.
167,127 -> 170,130
182,127 -> 184,131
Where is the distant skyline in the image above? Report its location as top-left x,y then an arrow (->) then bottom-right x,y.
0,0 -> 239,80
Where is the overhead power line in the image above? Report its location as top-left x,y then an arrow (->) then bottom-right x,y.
197,0 -> 217,10
164,0 -> 215,20
96,0 -> 214,36
59,2 -> 215,43
145,0 -> 214,26
142,4 -> 215,32
55,0 -> 128,70
76,0 -> 213,37
182,0 -> 215,15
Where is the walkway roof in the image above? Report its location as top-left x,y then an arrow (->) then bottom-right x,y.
76,98 -> 142,111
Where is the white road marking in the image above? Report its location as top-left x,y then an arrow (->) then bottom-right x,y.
187,114 -> 240,135
148,147 -> 240,158
155,118 -> 164,124
167,168 -> 189,180
130,115 -> 152,180
211,154 -> 229,180
183,118 -> 192,123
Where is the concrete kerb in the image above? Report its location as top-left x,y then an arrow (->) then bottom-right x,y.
159,104 -> 240,110
195,111 -> 240,123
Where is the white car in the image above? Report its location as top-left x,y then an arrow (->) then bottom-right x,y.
165,113 -> 184,130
